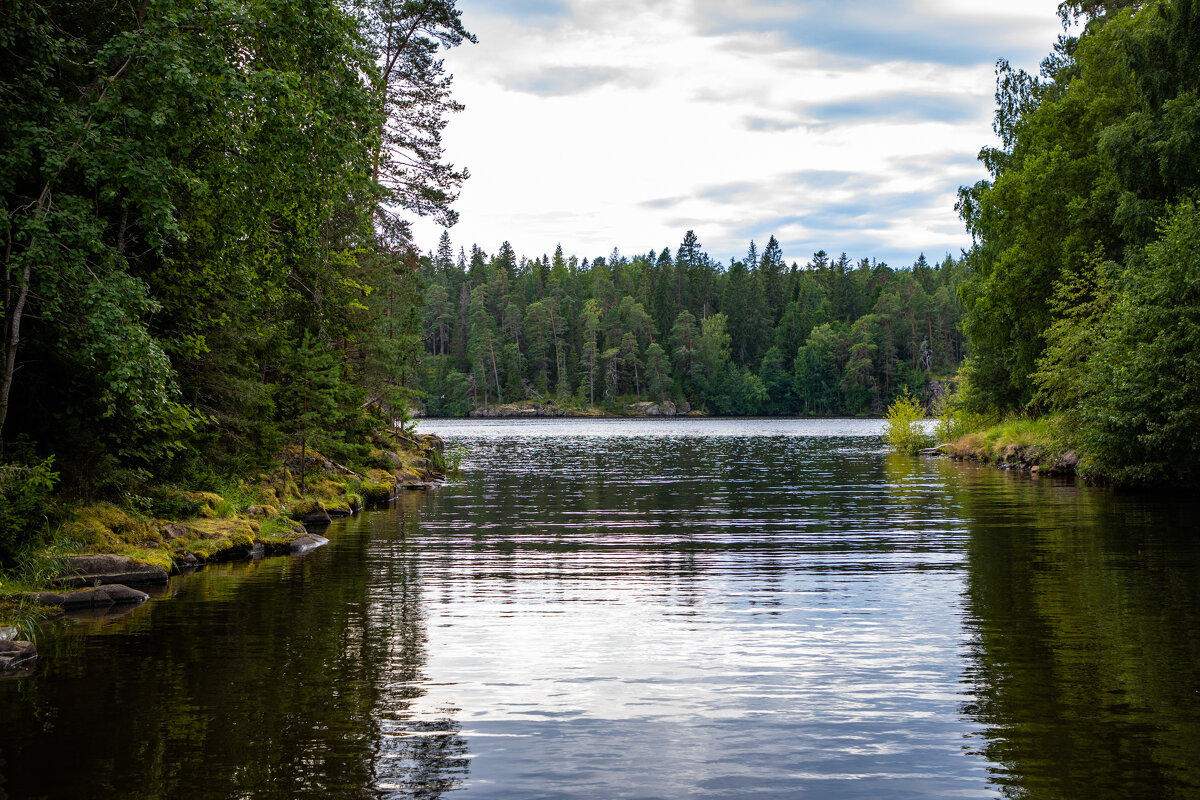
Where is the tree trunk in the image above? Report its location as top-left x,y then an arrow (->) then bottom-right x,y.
0,255 -> 33,455
489,340 -> 501,404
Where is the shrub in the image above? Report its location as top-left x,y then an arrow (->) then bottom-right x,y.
884,389 -> 934,455
0,458 -> 60,564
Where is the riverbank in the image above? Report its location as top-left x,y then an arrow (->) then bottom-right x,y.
0,428 -> 451,671
923,416 -> 1083,478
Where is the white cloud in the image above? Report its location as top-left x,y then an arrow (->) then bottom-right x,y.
410,0 -> 1064,267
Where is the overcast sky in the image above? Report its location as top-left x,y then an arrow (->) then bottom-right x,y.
409,0 -> 1066,269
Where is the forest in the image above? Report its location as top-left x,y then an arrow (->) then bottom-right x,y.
0,0 -> 471,558
956,0 -> 1200,485
414,234 -> 967,418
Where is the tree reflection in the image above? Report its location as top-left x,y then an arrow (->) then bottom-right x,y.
0,494 -> 472,799
949,466 -> 1200,798
367,494 -> 470,798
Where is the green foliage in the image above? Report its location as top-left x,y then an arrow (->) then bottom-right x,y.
884,389 -> 934,455
959,0 -> 1200,484
0,0 -> 473,500
959,0 -> 1200,412
0,458 -> 59,564
415,234 -> 967,418
1072,201 -> 1200,484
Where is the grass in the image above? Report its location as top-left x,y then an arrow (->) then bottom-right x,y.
943,414 -> 1069,466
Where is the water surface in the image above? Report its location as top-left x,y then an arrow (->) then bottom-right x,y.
2,418 -> 1198,799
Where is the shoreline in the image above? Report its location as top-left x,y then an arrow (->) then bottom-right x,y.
0,431 -> 450,674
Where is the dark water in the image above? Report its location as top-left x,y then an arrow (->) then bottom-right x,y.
2,418 -> 1200,799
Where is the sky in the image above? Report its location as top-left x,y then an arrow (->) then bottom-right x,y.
409,0 -> 1067,269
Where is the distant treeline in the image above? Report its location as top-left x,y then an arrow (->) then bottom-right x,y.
416,232 -> 968,417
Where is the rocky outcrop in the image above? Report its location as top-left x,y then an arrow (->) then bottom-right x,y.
417,434 -> 444,454
289,500 -> 333,528
57,554 -> 169,588
33,583 -> 150,609
936,440 -> 1080,477
626,401 -> 677,416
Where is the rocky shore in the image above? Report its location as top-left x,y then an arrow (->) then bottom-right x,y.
0,430 -> 450,674
920,440 -> 1081,477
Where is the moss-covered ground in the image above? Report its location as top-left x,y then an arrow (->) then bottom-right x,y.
0,430 -> 449,633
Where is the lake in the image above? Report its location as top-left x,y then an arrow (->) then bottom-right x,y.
2,418 -> 1199,799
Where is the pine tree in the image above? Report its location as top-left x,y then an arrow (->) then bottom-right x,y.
759,235 -> 786,325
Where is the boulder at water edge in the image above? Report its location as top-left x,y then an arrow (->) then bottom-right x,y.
286,534 -> 329,555
34,584 -> 150,609
57,554 -> 169,587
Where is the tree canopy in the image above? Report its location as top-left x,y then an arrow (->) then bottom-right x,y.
958,0 -> 1200,485
0,0 -> 473,507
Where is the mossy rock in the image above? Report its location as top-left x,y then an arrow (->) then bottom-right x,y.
308,478 -> 346,500
288,499 -> 326,520
324,499 -> 353,517
64,504 -> 161,550
187,517 -> 257,540
407,457 -> 431,471
360,482 -> 393,508
418,434 -> 445,453
184,492 -> 225,518
229,533 -> 255,549
395,469 -> 423,485
365,468 -> 396,486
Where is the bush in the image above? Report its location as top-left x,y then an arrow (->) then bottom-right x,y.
0,458 -> 60,565
884,389 -> 934,455
1072,201 -> 1200,485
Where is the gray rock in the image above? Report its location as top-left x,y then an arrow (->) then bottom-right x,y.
917,447 -> 945,457
418,434 -> 445,453
627,401 -> 677,417
286,534 -> 329,555
162,523 -> 189,540
58,554 -> 169,587
34,583 -> 149,609
301,508 -> 332,527
0,640 -> 37,671
1055,450 -> 1081,472
0,627 -> 17,641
